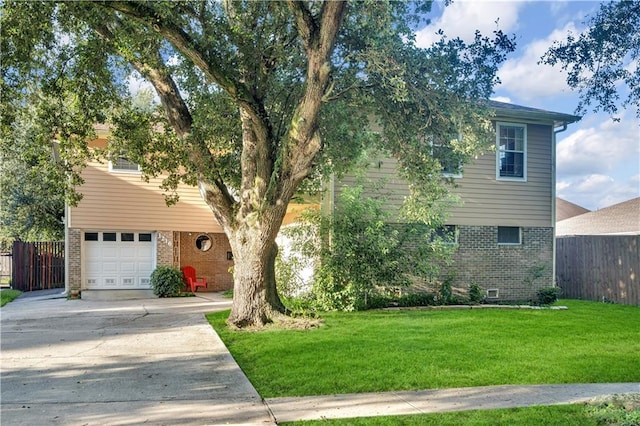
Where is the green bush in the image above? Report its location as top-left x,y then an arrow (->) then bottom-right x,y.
397,292 -> 436,307
536,286 -> 561,305
469,282 -> 483,304
150,266 -> 184,297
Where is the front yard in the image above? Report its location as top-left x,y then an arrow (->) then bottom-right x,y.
208,300 -> 640,398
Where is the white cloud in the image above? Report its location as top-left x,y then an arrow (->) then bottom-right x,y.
415,1 -> 524,48
497,23 -> 578,100
490,96 -> 512,103
127,72 -> 153,97
557,113 -> 640,177
557,173 -> 639,210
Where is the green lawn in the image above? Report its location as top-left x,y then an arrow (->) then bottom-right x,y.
208,300 -> 640,398
0,289 -> 21,307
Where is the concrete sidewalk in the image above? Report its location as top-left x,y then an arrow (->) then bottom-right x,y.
1,291 -> 275,425
265,383 -> 640,423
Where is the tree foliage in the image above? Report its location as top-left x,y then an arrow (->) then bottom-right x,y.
282,177 -> 455,312
1,1 -> 515,327
542,0 -> 640,118
0,99 -> 70,243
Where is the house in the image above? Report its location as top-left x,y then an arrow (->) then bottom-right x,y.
65,100 -> 580,301
326,100 -> 581,301
64,127 -> 229,299
65,125 -> 312,299
557,197 -> 640,236
556,197 -> 590,222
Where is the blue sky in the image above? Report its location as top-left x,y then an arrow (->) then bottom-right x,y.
416,0 -> 640,211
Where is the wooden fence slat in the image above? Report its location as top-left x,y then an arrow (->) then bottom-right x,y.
11,241 -> 65,292
556,235 -> 640,306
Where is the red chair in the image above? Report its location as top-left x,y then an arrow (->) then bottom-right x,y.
181,266 -> 207,293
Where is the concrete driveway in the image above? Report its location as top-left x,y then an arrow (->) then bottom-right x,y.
0,291 -> 275,425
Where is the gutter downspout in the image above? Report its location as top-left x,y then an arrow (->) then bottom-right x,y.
552,123 -> 569,288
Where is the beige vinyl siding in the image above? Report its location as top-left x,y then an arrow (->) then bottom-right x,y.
69,159 -> 223,232
333,123 -> 553,227
452,123 -> 552,226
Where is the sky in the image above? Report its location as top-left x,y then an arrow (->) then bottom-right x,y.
416,0 -> 640,211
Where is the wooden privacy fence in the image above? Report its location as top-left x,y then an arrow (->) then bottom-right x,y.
556,235 -> 639,306
11,241 -> 65,292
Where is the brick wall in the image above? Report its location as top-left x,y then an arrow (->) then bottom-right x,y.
179,232 -> 233,291
445,226 -> 554,301
156,231 -> 174,266
68,228 -> 82,292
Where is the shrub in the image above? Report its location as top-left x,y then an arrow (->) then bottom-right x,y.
468,282 -> 483,304
536,286 -> 561,305
438,280 -> 456,305
397,292 -> 436,307
150,266 -> 184,297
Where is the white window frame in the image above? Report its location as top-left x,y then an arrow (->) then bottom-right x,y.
109,156 -> 141,174
430,134 -> 463,179
497,226 -> 522,246
496,122 -> 527,182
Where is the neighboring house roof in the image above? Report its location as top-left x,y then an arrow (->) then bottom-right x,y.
488,100 -> 581,128
556,197 -> 640,236
556,198 -> 590,222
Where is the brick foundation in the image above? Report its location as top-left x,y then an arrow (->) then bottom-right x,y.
445,226 -> 554,301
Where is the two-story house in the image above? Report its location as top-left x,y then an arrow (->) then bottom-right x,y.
325,100 -> 580,301
65,101 -> 579,301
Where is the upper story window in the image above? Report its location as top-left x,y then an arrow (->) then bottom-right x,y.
430,135 -> 463,178
109,156 -> 141,173
496,123 -> 526,181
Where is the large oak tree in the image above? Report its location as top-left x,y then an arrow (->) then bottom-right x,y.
542,0 -> 640,119
1,1 -> 514,327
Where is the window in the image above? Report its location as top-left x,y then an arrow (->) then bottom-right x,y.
103,232 -> 117,242
109,156 -> 140,173
84,232 -> 98,241
496,123 -> 526,180
121,233 -> 135,242
139,233 -> 152,242
498,226 -> 521,245
195,234 -> 212,252
434,225 -> 458,244
430,135 -> 463,178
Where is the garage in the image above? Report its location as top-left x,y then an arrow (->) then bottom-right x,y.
84,231 -> 155,289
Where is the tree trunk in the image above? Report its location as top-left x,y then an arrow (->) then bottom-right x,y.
226,223 -> 287,328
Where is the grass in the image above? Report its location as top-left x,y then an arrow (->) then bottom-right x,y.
0,289 -> 22,307
207,300 -> 640,398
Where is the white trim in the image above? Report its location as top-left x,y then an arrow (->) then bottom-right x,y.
108,157 -> 142,174
495,122 -> 527,182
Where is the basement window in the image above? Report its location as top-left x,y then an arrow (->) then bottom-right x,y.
487,289 -> 499,299
498,226 -> 521,245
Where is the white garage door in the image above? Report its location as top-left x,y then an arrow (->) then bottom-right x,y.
84,231 -> 155,289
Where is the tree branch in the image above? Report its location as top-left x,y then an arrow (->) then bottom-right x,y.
287,0 -> 317,52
